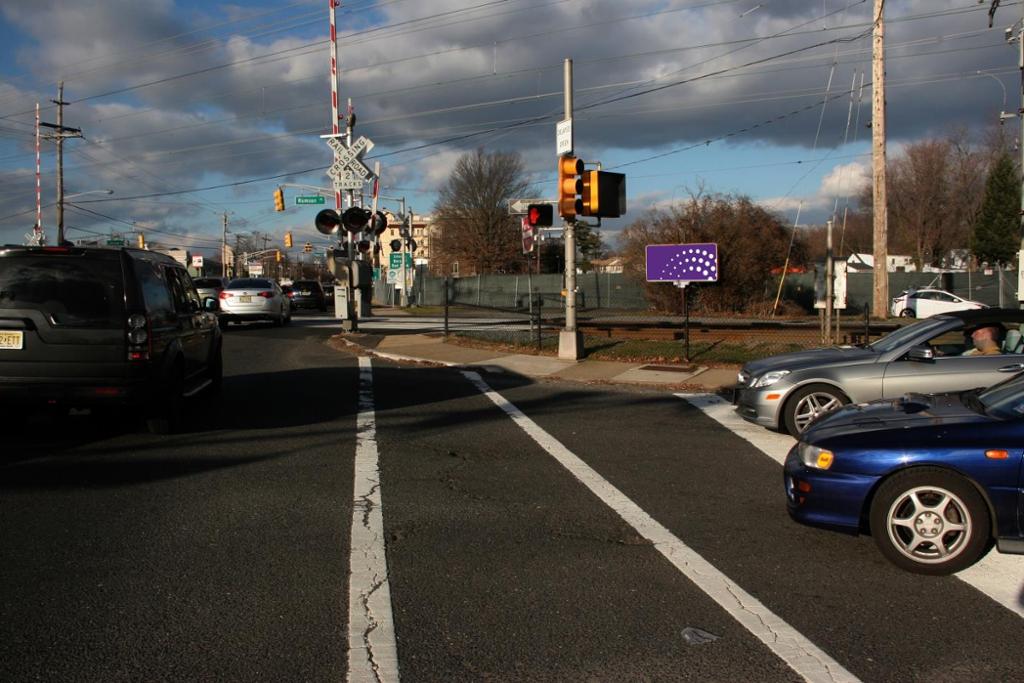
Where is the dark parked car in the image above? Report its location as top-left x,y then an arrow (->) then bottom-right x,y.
288,279 -> 327,311
193,276 -> 230,304
785,375 -> 1024,574
0,245 -> 222,433
736,309 -> 1024,436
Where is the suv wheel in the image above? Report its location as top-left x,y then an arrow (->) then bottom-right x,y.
146,363 -> 184,435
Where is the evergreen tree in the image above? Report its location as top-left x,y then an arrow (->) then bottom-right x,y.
973,152 -> 1021,266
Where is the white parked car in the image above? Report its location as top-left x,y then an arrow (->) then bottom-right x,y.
890,288 -> 986,319
218,277 -> 291,327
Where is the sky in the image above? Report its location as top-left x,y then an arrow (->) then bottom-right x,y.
0,0 -> 1017,258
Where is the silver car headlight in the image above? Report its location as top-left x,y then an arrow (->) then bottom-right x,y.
751,370 -> 790,388
796,442 -> 835,470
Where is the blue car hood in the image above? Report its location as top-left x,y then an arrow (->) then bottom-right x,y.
803,393 -> 989,442
743,345 -> 877,375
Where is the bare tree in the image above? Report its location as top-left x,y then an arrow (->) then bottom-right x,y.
431,149 -> 531,275
618,190 -> 803,314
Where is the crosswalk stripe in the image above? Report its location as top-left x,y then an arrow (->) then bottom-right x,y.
464,370 -> 859,683
348,357 -> 400,682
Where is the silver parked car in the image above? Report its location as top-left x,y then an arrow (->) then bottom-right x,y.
193,276 -> 230,306
735,309 -> 1024,436
218,277 -> 291,328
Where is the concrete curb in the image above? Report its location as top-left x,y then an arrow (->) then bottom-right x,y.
335,336 -> 460,368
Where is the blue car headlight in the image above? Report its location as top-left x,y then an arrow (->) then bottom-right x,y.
751,370 -> 790,388
796,442 -> 835,470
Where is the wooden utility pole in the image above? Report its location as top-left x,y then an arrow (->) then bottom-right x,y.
871,0 -> 888,318
40,82 -> 81,246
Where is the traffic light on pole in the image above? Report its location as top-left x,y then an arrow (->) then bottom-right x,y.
273,187 -> 285,212
275,250 -> 282,262
284,231 -> 293,249
136,233 -> 145,249
579,171 -> 627,218
558,155 -> 583,220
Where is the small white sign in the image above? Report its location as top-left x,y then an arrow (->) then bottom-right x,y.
248,263 -> 264,276
191,255 -> 204,268
556,119 -> 572,155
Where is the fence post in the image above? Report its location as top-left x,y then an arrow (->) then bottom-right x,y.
536,292 -> 543,351
444,275 -> 450,338
863,304 -> 869,344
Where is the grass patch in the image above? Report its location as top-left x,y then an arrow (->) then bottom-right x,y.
447,330 -> 806,365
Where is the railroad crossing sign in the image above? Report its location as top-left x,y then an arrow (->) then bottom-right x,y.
324,135 -> 375,190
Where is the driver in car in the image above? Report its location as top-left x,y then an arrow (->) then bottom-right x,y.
962,324 -> 1004,356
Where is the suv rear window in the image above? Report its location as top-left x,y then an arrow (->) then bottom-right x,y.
293,281 -> 321,290
228,278 -> 272,289
0,252 -> 125,327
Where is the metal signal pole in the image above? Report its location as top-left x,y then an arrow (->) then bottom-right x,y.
559,58 -> 583,360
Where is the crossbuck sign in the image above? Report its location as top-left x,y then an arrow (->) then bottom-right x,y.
323,135 -> 375,190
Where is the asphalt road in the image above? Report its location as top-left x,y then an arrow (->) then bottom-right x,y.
2,314 -> 1022,682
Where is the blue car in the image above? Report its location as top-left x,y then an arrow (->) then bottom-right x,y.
784,373 -> 1024,574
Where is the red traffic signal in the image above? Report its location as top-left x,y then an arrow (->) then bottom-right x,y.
526,204 -> 553,227
315,209 -> 341,235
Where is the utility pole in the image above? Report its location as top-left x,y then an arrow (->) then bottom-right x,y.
871,0 -> 888,318
222,212 -> 229,277
558,58 -> 583,360
401,209 -> 410,307
825,219 -> 834,345
40,82 -> 82,246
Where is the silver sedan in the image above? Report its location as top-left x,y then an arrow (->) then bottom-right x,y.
735,309 -> 1024,436
218,277 -> 291,327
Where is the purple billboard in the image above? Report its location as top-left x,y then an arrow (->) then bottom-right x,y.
645,243 -> 719,283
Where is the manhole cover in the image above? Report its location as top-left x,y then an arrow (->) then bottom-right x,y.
639,364 -> 697,373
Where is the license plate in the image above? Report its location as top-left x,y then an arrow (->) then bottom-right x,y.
0,330 -> 24,350
300,290 -> 311,296
238,295 -> 252,303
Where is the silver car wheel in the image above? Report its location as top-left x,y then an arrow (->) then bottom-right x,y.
884,485 -> 972,565
792,391 -> 843,433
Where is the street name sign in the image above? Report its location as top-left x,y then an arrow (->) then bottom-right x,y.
645,243 -> 719,283
296,195 -> 326,205
106,237 -> 124,246
556,119 -> 572,155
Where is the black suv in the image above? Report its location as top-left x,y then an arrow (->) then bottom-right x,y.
0,245 -> 222,433
288,279 -> 327,311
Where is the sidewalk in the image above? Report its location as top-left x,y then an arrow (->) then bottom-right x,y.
338,315 -> 739,392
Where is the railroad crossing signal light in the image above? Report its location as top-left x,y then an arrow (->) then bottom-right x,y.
579,171 -> 627,218
341,207 -> 371,233
315,209 -> 341,235
526,203 -> 553,227
371,211 -> 388,236
558,155 -> 583,219
389,239 -> 402,252
136,233 -> 145,249
273,187 -> 285,212
283,231 -> 293,248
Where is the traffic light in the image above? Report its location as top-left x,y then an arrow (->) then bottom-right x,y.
136,233 -> 145,249
275,250 -> 282,262
389,239 -> 402,252
341,207 -> 371,233
558,155 -> 583,219
284,231 -> 293,249
273,187 -> 285,212
579,171 -> 627,218
315,209 -> 341,235
303,242 -> 313,253
371,211 -> 388,236
526,203 -> 553,227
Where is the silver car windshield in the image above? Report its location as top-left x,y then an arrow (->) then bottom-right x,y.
866,317 -> 952,353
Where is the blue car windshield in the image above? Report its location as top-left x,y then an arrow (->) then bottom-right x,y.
866,317 -> 951,353
979,373 -> 1024,419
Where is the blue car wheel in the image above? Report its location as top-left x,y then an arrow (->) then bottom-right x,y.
869,467 -> 991,575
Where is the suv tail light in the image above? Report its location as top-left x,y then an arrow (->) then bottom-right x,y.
127,313 -> 151,361
258,291 -> 274,299
285,291 -> 295,298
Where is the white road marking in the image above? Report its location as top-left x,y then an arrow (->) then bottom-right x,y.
348,357 -> 400,682
676,393 -> 1024,621
463,371 -> 858,683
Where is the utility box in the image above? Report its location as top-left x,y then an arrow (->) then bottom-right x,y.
334,285 -> 349,320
